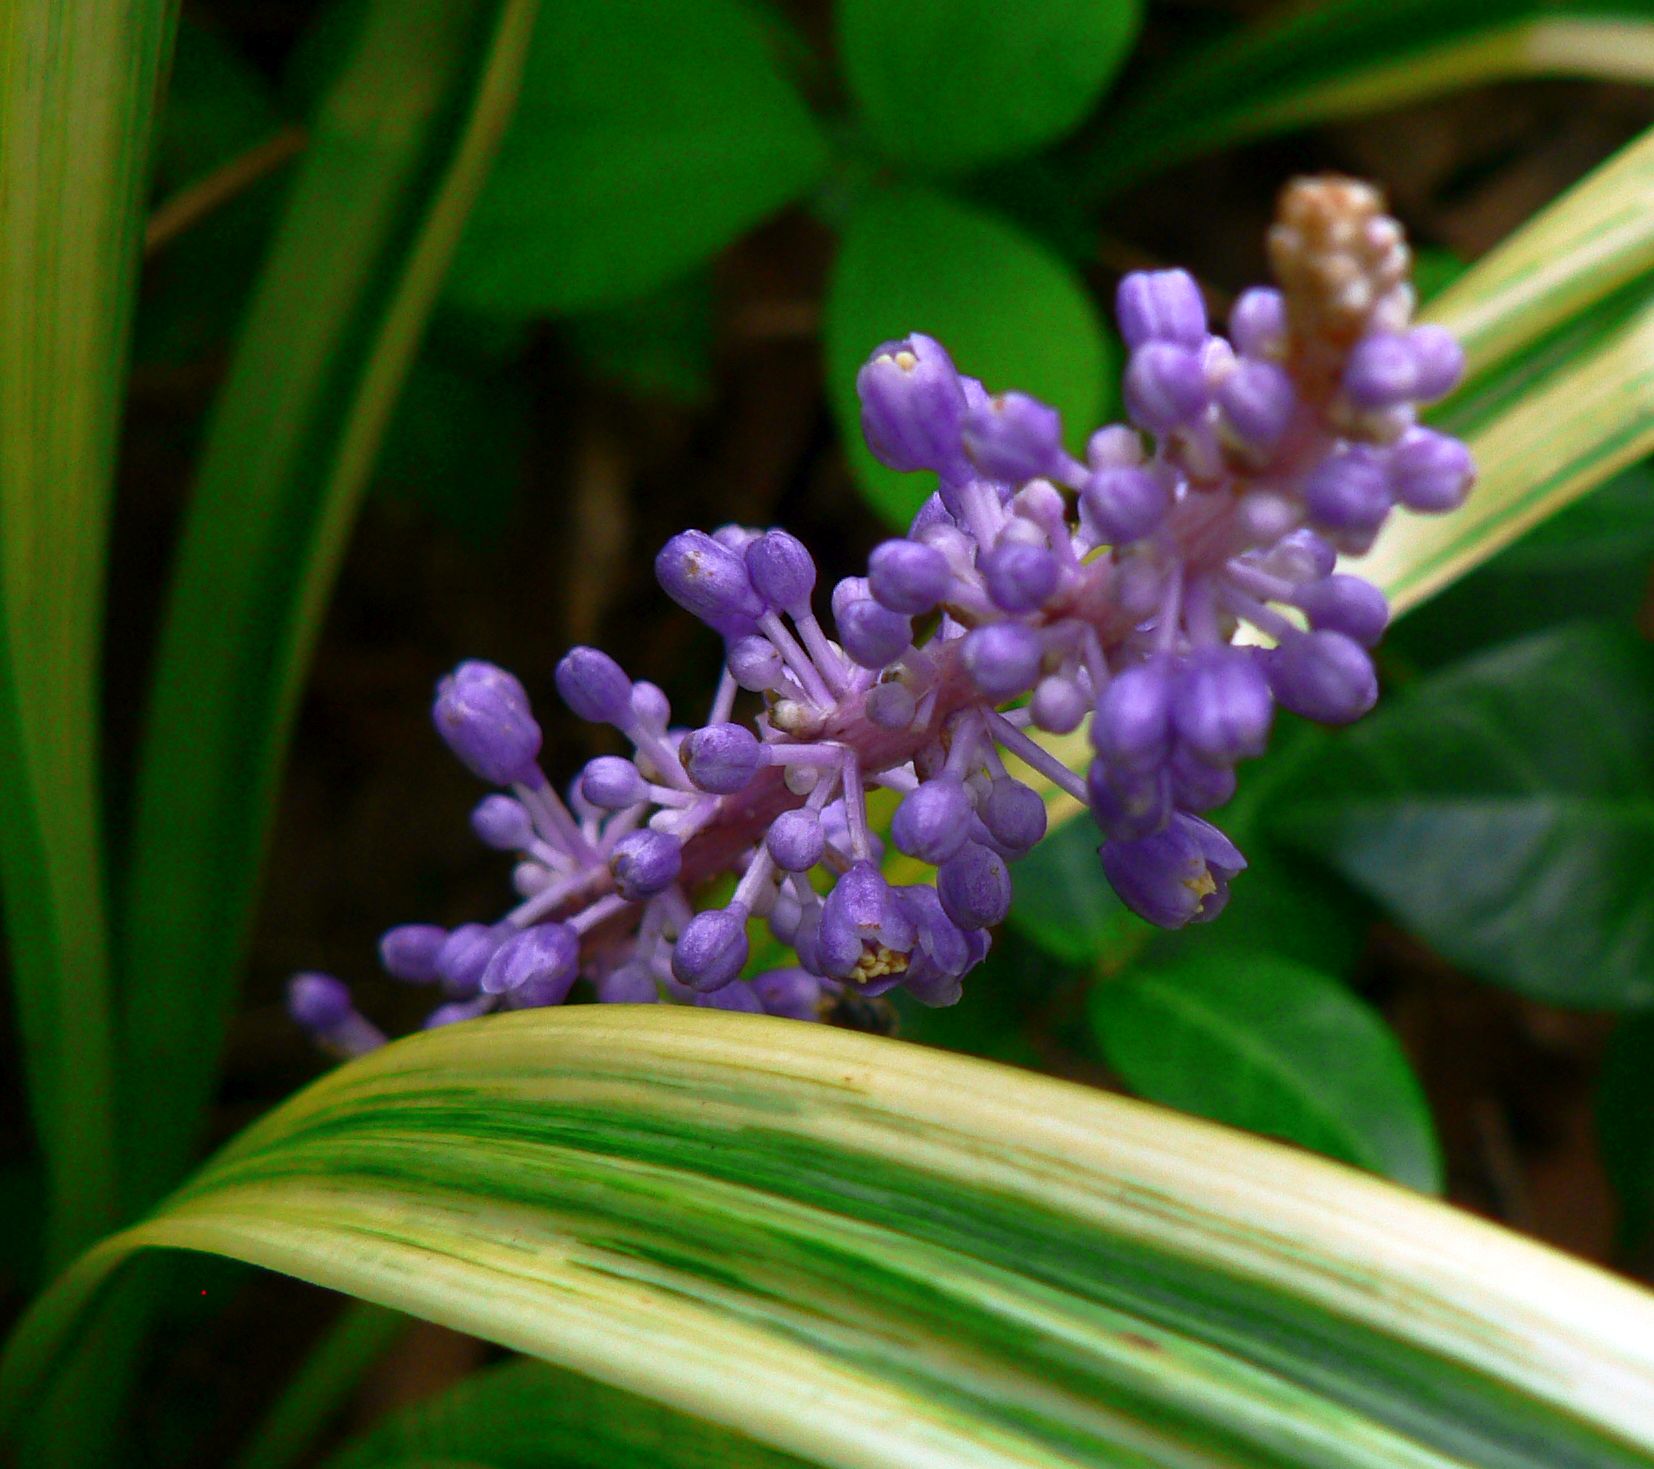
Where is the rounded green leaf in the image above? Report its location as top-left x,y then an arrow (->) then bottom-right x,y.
839,0 -> 1140,174
826,185 -> 1113,526
448,0 -> 828,316
1092,954 -> 1442,1192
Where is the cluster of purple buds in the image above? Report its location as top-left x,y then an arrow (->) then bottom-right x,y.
290,177 -> 1473,1054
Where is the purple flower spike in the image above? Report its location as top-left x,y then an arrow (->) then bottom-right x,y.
1081,466 -> 1169,544
379,924 -> 447,983
1125,343 -> 1209,433
1168,744 -> 1237,813
1093,664 -> 1173,770
672,908 -> 750,992
981,778 -> 1047,855
694,982 -> 765,1013
1229,287 -> 1287,359
866,681 -> 917,730
1342,332 -> 1420,409
1101,814 -> 1244,928
479,923 -> 579,1004
962,622 -> 1043,699
857,334 -> 970,478
752,968 -> 827,1021
435,923 -> 506,998
1117,269 -> 1207,349
433,661 -> 542,785
962,391 -> 1065,482
596,964 -> 660,1004
472,794 -> 534,850
1304,451 -> 1392,532
868,538 -> 952,615
1031,675 -> 1087,734
767,809 -> 826,871
681,722 -> 763,793
1087,759 -> 1172,842
1407,324 -> 1465,401
610,829 -> 682,899
1295,574 -> 1390,647
837,591 -> 914,669
937,842 -> 1012,930
728,635 -> 784,691
656,530 -> 765,633
288,973 -> 385,1056
1390,427 -> 1475,512
891,777 -> 974,863
581,756 -> 648,810
555,646 -> 633,725
817,862 -> 916,987
1173,648 -> 1273,765
745,530 -> 816,616
1268,630 -> 1379,724
980,541 -> 1059,613
1217,360 -> 1296,451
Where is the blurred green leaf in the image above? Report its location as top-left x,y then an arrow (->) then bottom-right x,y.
448,0 -> 827,316
1092,954 -> 1441,1192
1600,1012 -> 1654,1253
559,269 -> 716,405
119,0 -> 540,1217
153,17 -> 282,184
839,0 -> 1140,175
827,184 -> 1114,526
9,1010 -> 1654,1469
1274,623 -> 1654,1009
1006,817 -> 1137,965
1080,1 -> 1654,201
325,1356 -> 809,1469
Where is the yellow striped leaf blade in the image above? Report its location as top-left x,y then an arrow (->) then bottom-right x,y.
5,1009 -> 1653,1469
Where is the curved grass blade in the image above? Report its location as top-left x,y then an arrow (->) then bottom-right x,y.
116,0 -> 540,1217
1078,3 -> 1654,201
6,1010 -> 1654,1469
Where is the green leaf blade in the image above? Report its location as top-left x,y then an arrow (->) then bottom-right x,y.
1091,955 -> 1442,1192
448,0 -> 828,316
827,185 -> 1114,526
840,0 -> 1140,175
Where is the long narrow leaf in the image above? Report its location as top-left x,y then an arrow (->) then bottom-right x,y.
117,0 -> 539,1216
0,0 -> 179,1266
6,1011 -> 1653,1468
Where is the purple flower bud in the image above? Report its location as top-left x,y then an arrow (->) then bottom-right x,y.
630,681 -> 671,730
435,922 -> 506,998
728,635 -> 785,692
1031,674 -> 1087,734
962,623 -> 1043,700
752,967 -> 826,1021
1087,758 -> 1172,841
288,972 -> 354,1032
937,842 -> 1012,930
745,530 -> 816,616
1304,451 -> 1392,533
867,539 -> 952,615
1217,359 -> 1295,451
379,924 -> 446,984
1168,743 -> 1237,813
693,982 -> 764,1013
856,335 -> 970,477
1086,423 -> 1144,470
656,530 -> 765,633
866,681 -> 917,730
980,778 -> 1046,855
961,391 -> 1065,482
837,592 -> 914,669
891,777 -> 973,863
1342,332 -> 1420,409
681,722 -> 763,794
1229,288 -> 1287,359
1268,630 -> 1378,724
769,888 -> 804,945
1116,270 -> 1207,349
479,923 -> 579,1007
433,661 -> 542,785
554,646 -> 633,725
767,809 -> 825,871
1080,466 -> 1169,544
979,541 -> 1059,613
672,908 -> 750,992
908,491 -> 955,537
1092,663 -> 1172,769
471,794 -> 534,850
610,829 -> 683,899
1294,574 -> 1389,647
712,524 -> 760,553
1172,648 -> 1273,765
1406,324 -> 1464,401
596,964 -> 660,1004
581,756 -> 648,809
1124,343 -> 1209,433
1271,529 -> 1337,583
1101,814 -> 1244,928
1390,427 -> 1474,513
422,997 -> 495,1029
817,862 -> 916,986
